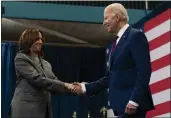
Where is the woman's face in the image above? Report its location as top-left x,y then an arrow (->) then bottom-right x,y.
30,32 -> 43,53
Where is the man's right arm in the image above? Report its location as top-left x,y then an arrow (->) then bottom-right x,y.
80,76 -> 108,96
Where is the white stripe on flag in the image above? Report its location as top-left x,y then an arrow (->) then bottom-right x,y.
150,42 -> 170,62
155,112 -> 171,117
150,65 -> 170,85
145,19 -> 170,42
152,89 -> 170,106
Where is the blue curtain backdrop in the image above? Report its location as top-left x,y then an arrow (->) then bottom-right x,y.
1,43 -> 17,118
1,42 -> 107,118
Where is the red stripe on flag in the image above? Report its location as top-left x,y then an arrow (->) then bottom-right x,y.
151,54 -> 170,72
150,77 -> 171,94
146,101 -> 171,118
149,31 -> 170,51
144,9 -> 171,32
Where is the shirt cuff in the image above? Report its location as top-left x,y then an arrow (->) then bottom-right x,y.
81,83 -> 86,93
129,100 -> 139,107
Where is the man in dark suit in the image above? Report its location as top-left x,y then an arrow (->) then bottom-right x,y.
73,3 -> 155,117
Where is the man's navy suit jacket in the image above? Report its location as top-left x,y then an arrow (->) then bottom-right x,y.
85,26 -> 155,112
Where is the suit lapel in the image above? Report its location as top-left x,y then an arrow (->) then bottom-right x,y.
22,53 -> 47,77
110,26 -> 132,67
39,58 -> 48,77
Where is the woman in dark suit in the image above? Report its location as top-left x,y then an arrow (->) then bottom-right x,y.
9,29 -> 73,118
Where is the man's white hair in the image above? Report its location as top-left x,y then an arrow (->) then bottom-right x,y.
106,3 -> 129,22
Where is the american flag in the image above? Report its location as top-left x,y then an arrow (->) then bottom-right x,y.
107,8 -> 171,117
146,8 -> 171,118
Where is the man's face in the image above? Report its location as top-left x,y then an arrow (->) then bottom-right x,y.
103,9 -> 119,34
30,32 -> 43,53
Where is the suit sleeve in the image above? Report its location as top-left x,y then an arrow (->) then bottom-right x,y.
85,76 -> 108,95
15,57 -> 69,93
129,31 -> 152,104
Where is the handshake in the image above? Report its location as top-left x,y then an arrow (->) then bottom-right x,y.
64,82 -> 87,95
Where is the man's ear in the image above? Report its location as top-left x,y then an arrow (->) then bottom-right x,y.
116,14 -> 120,23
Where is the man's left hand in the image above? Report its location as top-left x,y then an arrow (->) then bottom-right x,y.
124,103 -> 137,115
